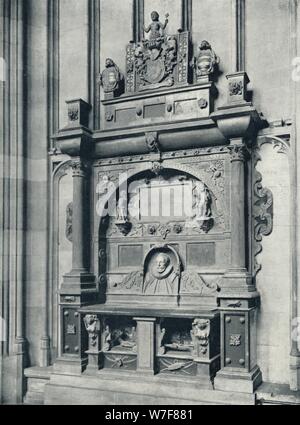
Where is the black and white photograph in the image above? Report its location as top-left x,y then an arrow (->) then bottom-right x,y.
1,0 -> 300,409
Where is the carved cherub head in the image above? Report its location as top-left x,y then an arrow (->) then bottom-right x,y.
200,40 -> 212,51
155,253 -> 170,274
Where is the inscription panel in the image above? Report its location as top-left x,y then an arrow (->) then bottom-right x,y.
187,243 -> 216,267
118,245 -> 143,267
144,103 -> 165,119
115,108 -> 136,125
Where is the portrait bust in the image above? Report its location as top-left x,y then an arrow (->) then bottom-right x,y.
143,250 -> 180,295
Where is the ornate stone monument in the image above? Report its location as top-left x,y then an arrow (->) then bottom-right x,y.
48,10 -> 269,404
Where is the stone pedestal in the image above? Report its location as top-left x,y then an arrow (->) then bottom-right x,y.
214,297 -> 262,393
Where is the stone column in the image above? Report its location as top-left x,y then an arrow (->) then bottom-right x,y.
229,142 -> 247,270
222,140 -> 253,292
55,158 -> 97,374
134,317 -> 156,375
0,0 -> 26,404
71,160 -> 89,272
215,140 -> 262,393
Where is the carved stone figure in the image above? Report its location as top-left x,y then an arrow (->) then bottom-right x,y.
145,132 -> 159,152
143,252 -> 178,295
117,190 -> 128,222
190,318 -> 210,357
103,325 -> 112,352
83,315 -> 100,348
195,182 -> 212,221
115,190 -> 131,236
195,40 -> 219,80
158,327 -> 166,355
131,12 -> 177,89
98,58 -> 123,96
144,11 -> 169,45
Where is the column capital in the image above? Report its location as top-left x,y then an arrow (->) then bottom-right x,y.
228,144 -> 250,163
71,159 -> 90,178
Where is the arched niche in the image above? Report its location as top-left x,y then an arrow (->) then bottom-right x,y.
96,164 -> 226,307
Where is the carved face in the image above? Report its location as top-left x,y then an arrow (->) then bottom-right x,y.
151,11 -> 159,21
155,253 -> 170,274
200,40 -> 211,50
105,58 -> 114,68
194,319 -> 209,330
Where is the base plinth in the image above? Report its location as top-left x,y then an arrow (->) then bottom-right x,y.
214,366 -> 262,393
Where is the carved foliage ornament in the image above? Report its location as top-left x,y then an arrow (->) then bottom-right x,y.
71,160 -> 89,178
68,107 -> 79,122
228,144 -> 250,162
229,81 -> 243,96
229,334 -> 241,347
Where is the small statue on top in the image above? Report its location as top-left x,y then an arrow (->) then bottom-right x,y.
98,58 -> 123,97
195,40 -> 219,81
144,11 -> 169,43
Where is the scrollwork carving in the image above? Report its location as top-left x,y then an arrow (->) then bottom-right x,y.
252,140 -> 275,276
181,271 -> 219,295
117,271 -> 143,291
